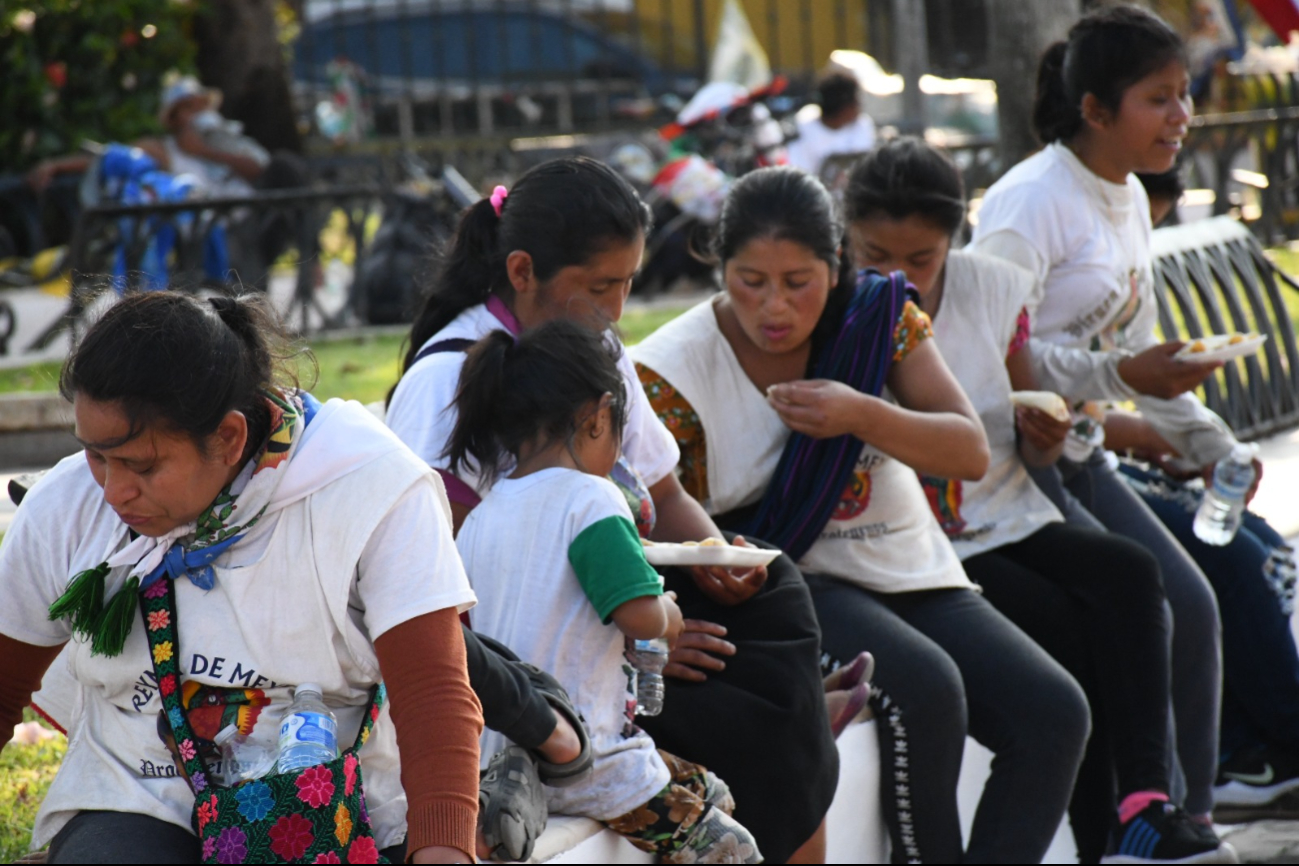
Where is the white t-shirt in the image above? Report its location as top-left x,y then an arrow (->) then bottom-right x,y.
631,299 -> 971,594
457,468 -> 670,821
1,402 -> 476,848
927,250 -> 1063,558
972,142 -> 1235,467
386,303 -> 681,504
785,109 -> 877,178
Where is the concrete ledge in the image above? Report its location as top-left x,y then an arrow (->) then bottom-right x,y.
0,392 -> 72,433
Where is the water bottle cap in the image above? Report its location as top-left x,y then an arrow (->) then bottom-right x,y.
214,724 -> 239,746
295,682 -> 323,698
1231,442 -> 1258,462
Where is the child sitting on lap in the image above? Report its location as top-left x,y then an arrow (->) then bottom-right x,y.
448,319 -> 762,864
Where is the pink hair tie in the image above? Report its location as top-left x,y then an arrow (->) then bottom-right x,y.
489,185 -> 509,217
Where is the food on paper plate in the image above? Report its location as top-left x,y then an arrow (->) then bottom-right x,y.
1009,391 -> 1071,423
1173,331 -> 1266,362
700,537 -> 727,547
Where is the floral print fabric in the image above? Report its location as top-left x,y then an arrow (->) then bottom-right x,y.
604,750 -> 761,863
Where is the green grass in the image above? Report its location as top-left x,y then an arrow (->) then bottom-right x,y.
1,711 -> 64,861
0,303 -> 694,404
0,362 -> 61,395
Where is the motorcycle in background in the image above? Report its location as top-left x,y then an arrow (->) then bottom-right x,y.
610,78 -> 791,297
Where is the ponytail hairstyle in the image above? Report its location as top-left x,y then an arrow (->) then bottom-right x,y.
400,156 -> 652,377
60,291 -> 307,456
1034,4 -> 1186,145
844,136 -> 966,236
443,319 -> 628,486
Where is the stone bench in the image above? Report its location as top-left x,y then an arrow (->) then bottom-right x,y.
527,720 -> 1078,864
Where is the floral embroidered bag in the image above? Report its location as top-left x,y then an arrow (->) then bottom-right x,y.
141,578 -> 388,864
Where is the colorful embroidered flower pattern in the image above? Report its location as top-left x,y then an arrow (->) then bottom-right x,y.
159,673 -> 177,696
152,640 -> 174,665
202,837 -> 217,860
215,826 -> 247,864
197,795 -> 218,831
312,854 -> 342,865
347,835 -> 380,864
295,765 -> 336,808
167,706 -> 185,729
191,770 -> 207,792
147,609 -> 171,631
637,364 -> 709,504
235,780 -> 274,823
143,580 -> 168,599
269,813 -> 315,861
333,802 -> 353,847
179,738 -> 197,761
343,753 -> 358,796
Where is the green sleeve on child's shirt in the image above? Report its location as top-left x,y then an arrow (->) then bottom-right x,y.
568,515 -> 663,623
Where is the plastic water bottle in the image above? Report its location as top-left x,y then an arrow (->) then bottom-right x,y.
277,683 -> 338,773
629,638 -> 670,716
214,724 -> 275,786
1193,443 -> 1257,546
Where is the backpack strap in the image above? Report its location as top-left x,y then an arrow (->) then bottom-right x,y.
411,338 -> 476,366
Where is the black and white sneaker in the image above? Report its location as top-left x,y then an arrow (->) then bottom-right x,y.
1100,801 -> 1238,864
1214,745 -> 1299,807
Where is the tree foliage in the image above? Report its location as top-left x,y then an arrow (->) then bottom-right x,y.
0,1 -> 195,172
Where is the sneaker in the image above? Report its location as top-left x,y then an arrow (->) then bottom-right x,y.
1100,801 -> 1238,864
1214,744 -> 1299,807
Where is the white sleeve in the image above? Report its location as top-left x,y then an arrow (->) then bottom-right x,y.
617,349 -> 680,487
1133,393 -> 1237,468
353,476 -> 477,642
0,484 -> 78,648
385,354 -> 491,495
1028,339 -> 1137,402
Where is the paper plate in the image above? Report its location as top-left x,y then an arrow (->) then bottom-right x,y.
642,543 -> 781,569
1174,333 -> 1267,364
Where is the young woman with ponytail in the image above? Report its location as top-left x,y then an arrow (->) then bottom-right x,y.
0,292 -> 482,863
970,5 -> 1245,858
387,157 -> 837,864
846,136 -> 1236,864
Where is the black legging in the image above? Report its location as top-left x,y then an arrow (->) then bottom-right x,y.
805,577 -> 1091,864
963,521 -> 1173,863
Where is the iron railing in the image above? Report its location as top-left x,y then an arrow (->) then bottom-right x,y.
25,185 -> 388,352
1151,216 -> 1299,441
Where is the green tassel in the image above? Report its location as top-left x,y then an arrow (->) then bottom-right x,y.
48,563 -> 109,636
90,576 -> 141,657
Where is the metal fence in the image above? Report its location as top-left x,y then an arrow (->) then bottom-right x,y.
1183,72 -> 1299,246
24,185 -> 388,353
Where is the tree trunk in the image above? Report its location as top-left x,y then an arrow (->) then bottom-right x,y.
193,0 -> 302,153
985,0 -> 1080,170
893,0 -> 930,135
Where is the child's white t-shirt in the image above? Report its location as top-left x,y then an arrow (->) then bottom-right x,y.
456,468 -> 671,821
